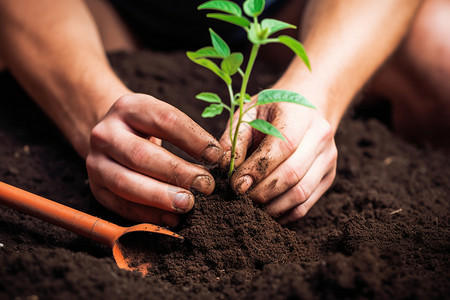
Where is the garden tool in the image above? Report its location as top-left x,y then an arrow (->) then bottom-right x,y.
0,181 -> 183,276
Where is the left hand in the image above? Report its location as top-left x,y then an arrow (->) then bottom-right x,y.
219,95 -> 337,224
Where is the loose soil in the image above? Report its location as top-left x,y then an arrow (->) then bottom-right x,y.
0,50 -> 449,300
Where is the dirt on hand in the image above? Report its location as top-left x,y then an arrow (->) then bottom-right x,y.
0,50 -> 449,300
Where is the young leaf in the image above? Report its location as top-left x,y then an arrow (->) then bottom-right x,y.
198,0 -> 242,16
206,13 -> 250,28
196,92 -> 222,103
221,52 -> 244,75
248,119 -> 286,140
247,23 -> 269,44
261,19 -> 296,36
277,35 -> 311,70
186,46 -> 222,59
187,55 -> 231,85
243,0 -> 265,17
209,29 -> 230,58
234,93 -> 251,105
202,103 -> 224,118
256,89 -> 315,108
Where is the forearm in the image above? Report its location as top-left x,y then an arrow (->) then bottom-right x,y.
0,0 -> 130,157
273,0 -> 423,131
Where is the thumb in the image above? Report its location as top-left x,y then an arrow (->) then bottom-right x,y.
218,104 -> 257,170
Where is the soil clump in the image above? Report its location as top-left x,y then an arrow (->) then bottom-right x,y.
0,50 -> 449,299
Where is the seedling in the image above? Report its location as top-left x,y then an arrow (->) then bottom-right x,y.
187,0 -> 315,176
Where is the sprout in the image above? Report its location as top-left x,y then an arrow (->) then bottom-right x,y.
187,0 -> 314,176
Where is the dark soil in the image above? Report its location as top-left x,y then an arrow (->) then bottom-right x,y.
0,50 -> 449,300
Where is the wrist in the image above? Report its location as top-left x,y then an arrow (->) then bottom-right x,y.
271,60 -> 348,133
61,65 -> 132,158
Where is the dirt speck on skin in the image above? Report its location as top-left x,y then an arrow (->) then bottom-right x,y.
0,50 -> 449,300
256,157 -> 269,174
267,178 -> 278,190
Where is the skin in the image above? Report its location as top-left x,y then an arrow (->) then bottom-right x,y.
368,0 -> 450,149
1,0 -> 448,225
0,0 -> 223,227
219,0 -> 423,224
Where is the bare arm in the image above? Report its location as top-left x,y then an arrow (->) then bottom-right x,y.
275,0 -> 424,131
220,0 -> 423,224
0,0 -> 223,225
0,0 -> 128,157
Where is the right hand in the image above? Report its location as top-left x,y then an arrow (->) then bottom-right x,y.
86,93 -> 223,227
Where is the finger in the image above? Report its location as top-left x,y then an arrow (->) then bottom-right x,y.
231,109 -> 333,195
149,137 -> 162,146
263,149 -> 336,217
231,112 -> 305,194
218,105 -> 257,170
91,185 -> 180,227
247,127 -> 326,204
91,125 -> 215,195
114,94 -> 223,164
277,167 -> 336,225
86,154 -> 195,214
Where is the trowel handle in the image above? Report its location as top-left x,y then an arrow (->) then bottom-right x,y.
0,181 -> 122,247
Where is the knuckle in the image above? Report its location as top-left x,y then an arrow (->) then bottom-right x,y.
85,154 -> 97,173
324,144 -> 338,177
152,189 -> 171,209
330,143 -> 338,162
113,94 -> 151,122
290,205 -> 309,220
127,142 -> 149,168
114,93 -> 136,109
291,183 -> 310,204
170,162 -> 185,179
168,163 -> 189,187
114,196 -> 129,216
153,106 -> 182,129
324,167 -> 337,187
252,191 -> 269,204
109,171 -> 129,196
283,164 -> 303,185
319,121 -> 334,144
278,134 -> 298,157
90,123 -> 109,148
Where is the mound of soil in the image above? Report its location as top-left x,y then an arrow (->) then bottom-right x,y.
0,50 -> 449,300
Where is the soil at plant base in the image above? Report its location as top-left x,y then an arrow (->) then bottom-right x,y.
0,50 -> 449,300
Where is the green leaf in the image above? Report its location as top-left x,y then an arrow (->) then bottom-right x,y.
186,46 -> 222,59
221,52 -> 244,75
234,93 -> 251,105
209,29 -> 230,58
247,23 -> 269,44
202,103 -> 224,118
198,0 -> 242,16
261,18 -> 296,36
206,13 -> 250,28
256,89 -> 315,108
248,119 -> 285,140
243,0 -> 265,17
187,55 -> 231,85
196,92 -> 222,103
277,35 -> 311,70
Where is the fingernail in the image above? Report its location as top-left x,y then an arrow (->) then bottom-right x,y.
173,192 -> 194,212
201,145 -> 223,164
160,214 -> 179,227
191,175 -> 215,195
235,175 -> 253,194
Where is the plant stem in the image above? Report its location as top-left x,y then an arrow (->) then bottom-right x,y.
227,84 -> 235,143
228,43 -> 260,177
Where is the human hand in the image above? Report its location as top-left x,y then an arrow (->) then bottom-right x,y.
86,94 -> 223,227
219,94 -> 337,224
